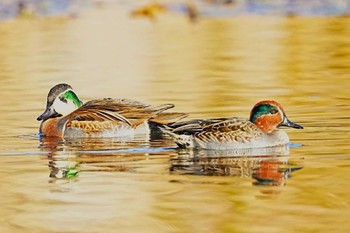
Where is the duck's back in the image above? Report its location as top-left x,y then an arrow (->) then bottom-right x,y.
61,98 -> 184,138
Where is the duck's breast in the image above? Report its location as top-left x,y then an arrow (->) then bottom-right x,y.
40,118 -> 64,138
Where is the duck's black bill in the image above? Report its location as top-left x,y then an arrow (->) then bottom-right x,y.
37,108 -> 60,121
280,117 -> 303,129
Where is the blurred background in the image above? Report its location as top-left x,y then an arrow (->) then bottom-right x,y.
0,1 -> 350,233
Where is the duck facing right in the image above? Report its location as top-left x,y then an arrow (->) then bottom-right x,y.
162,100 -> 303,150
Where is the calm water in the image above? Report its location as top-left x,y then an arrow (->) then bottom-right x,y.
1,4 -> 350,233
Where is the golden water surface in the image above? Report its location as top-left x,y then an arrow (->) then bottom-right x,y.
0,5 -> 350,233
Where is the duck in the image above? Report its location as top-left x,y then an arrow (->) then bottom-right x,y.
37,83 -> 187,138
161,100 -> 303,150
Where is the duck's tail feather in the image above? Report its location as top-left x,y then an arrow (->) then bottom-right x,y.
158,127 -> 193,149
149,112 -> 188,125
148,103 -> 175,113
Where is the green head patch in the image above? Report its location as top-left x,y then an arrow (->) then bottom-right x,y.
60,90 -> 82,107
250,104 -> 279,123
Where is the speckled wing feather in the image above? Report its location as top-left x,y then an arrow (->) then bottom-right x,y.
194,118 -> 262,144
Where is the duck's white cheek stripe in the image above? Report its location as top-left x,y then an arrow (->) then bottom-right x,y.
52,97 -> 78,116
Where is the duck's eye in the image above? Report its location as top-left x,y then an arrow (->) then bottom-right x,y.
59,95 -> 67,103
269,109 -> 278,114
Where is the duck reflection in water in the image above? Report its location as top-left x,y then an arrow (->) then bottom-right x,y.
170,146 -> 303,186
40,137 -> 83,182
39,136 -> 173,182
39,137 -> 302,186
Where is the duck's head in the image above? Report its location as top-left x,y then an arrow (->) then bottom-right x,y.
37,83 -> 83,122
249,100 -> 303,133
